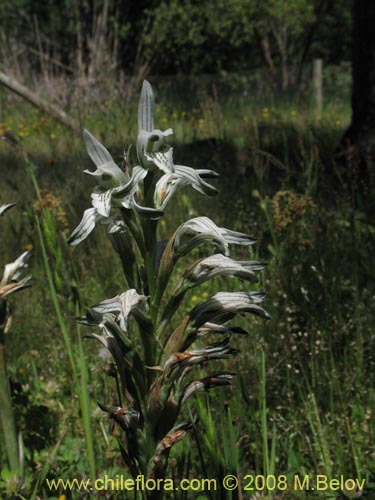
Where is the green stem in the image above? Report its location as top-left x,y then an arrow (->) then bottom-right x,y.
260,348 -> 269,476
0,328 -> 20,473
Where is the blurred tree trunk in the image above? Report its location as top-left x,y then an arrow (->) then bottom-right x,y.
342,1 -> 375,166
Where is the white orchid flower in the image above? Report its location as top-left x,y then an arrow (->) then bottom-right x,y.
190,291 -> 270,327
0,251 -> 32,298
136,80 -> 173,167
185,254 -> 264,287
180,373 -> 234,405
164,338 -> 236,375
91,289 -> 149,331
68,130 -> 162,245
173,216 -> 256,258
145,148 -> 218,209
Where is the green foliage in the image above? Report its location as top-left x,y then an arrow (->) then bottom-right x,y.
0,0 -> 352,77
143,0 -> 256,73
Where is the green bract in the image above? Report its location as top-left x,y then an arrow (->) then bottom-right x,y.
69,80 -> 269,497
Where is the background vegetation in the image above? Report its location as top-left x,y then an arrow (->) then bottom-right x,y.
1,1 -> 374,499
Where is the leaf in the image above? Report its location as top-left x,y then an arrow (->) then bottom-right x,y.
163,315 -> 190,359
155,233 -> 176,304
155,239 -> 168,272
148,419 -> 195,480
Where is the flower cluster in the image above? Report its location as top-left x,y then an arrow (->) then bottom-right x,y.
69,81 -> 269,488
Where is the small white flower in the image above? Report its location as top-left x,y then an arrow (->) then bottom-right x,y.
145,149 -> 218,209
0,251 -> 32,298
190,291 -> 270,327
173,217 -> 256,257
186,254 -> 263,287
68,131 -> 159,245
91,289 -> 149,331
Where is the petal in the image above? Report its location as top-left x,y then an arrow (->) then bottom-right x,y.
0,203 -> 16,216
190,291 -> 270,327
0,276 -> 31,298
174,217 -> 228,256
68,207 -> 100,245
112,166 -> 148,200
1,251 -> 32,285
154,174 -> 180,209
138,80 -> 155,132
187,254 -> 261,286
131,198 -> 165,219
83,130 -> 126,184
220,227 -> 256,246
174,165 -> 218,196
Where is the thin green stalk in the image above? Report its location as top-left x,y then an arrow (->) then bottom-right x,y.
36,216 -> 76,374
260,348 -> 269,477
0,337 -> 19,473
345,416 -> 362,481
36,216 -> 96,480
30,430 -> 67,500
307,393 -> 332,478
77,317 -> 97,479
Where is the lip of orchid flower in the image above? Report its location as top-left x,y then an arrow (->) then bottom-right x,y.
91,165 -> 148,217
